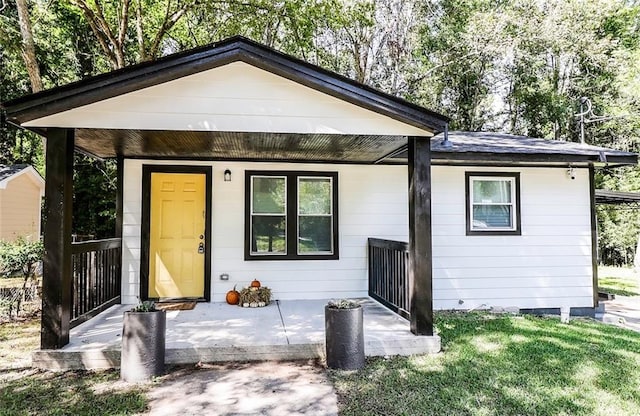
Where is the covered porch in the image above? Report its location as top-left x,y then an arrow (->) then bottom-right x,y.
1,36 -> 448,353
32,298 -> 440,370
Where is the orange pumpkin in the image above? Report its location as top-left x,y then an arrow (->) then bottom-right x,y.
250,279 -> 261,288
226,285 -> 240,305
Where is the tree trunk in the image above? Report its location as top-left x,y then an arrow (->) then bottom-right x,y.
15,0 -> 43,92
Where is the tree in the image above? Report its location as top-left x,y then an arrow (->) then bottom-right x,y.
14,0 -> 42,92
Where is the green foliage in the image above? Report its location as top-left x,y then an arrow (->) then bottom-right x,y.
130,300 -> 157,312
596,168 -> 640,265
0,237 -> 43,279
331,312 -> 640,415
0,238 -> 43,318
2,0 -> 640,263
72,156 -> 117,239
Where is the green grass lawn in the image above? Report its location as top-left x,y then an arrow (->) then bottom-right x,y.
0,370 -> 148,416
0,318 -> 40,365
4,309 -> 640,415
330,312 -> 640,416
0,317 -> 148,415
598,266 -> 640,296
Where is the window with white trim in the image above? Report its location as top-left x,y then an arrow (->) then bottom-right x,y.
245,171 -> 338,260
466,172 -> 521,235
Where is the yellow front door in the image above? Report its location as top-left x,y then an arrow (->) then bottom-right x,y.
149,172 -> 206,299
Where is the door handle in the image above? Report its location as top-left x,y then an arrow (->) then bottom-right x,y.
198,242 -> 205,254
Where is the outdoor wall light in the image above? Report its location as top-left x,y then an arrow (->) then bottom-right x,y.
224,169 -> 232,182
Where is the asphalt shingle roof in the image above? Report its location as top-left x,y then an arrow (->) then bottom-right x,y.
431,131 -> 636,159
0,164 -> 29,182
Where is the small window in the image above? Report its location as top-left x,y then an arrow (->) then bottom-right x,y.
245,171 -> 339,260
466,172 -> 521,235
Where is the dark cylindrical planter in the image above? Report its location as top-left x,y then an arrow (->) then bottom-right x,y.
121,310 -> 166,382
325,305 -> 365,370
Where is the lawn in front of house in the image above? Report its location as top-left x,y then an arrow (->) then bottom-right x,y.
4,309 -> 640,415
598,265 -> 640,296
0,317 -> 148,415
0,317 -> 40,366
330,312 -> 640,416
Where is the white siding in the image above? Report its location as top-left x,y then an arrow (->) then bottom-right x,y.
0,173 -> 43,241
121,160 -> 408,304
23,62 -> 430,137
432,165 -> 593,310
121,161 -> 594,310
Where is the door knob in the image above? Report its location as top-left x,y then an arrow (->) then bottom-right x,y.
198,242 -> 205,254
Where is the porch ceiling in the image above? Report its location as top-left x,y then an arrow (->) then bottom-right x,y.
75,129 -> 408,163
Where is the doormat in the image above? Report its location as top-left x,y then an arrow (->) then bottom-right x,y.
155,301 -> 197,311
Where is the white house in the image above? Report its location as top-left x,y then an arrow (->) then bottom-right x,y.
1,36 -> 635,349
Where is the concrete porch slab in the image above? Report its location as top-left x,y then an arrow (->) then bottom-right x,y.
32,299 -> 440,370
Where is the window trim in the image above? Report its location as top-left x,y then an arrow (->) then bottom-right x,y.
245,170 -> 339,260
465,172 -> 521,236
249,175 -> 288,257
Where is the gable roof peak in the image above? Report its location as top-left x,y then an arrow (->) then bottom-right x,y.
2,35 -> 448,134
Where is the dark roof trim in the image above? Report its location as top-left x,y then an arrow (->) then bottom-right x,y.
431,151 -> 637,165
387,131 -> 638,165
2,36 -> 448,133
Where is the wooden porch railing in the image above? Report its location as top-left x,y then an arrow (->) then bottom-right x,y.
70,238 -> 122,328
368,238 -> 410,320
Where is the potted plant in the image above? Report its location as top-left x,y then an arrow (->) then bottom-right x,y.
120,300 -> 166,382
325,299 -> 365,370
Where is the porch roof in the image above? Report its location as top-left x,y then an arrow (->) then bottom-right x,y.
2,36 -> 453,164
595,189 -> 640,205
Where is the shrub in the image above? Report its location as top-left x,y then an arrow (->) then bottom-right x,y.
0,236 -> 43,279
0,237 -> 43,319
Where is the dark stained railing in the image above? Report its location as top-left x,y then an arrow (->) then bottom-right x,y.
368,238 -> 410,320
70,238 -> 122,328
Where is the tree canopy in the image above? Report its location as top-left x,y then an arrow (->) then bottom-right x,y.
1,0 -> 639,260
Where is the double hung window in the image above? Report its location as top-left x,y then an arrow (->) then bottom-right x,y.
466,172 -> 521,235
246,171 -> 338,260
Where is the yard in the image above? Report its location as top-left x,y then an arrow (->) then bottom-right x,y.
331,312 -> 640,416
598,266 -> 640,296
0,317 -> 148,415
2,265 -> 640,415
2,312 -> 640,415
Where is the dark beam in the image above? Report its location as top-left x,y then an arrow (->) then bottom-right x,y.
115,155 -> 124,240
41,128 -> 74,349
115,155 -> 124,300
407,136 -> 433,335
589,165 -> 599,308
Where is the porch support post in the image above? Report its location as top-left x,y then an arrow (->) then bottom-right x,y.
115,155 -> 123,241
115,155 -> 124,299
41,128 -> 74,349
407,135 -> 433,335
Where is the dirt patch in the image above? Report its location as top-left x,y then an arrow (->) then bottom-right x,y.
146,360 -> 338,416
